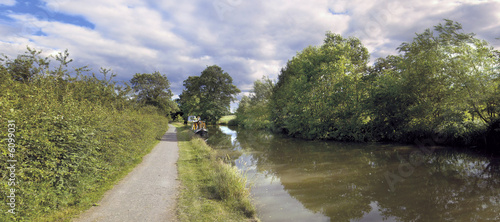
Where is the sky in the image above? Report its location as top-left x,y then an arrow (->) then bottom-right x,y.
1,0 -> 500,109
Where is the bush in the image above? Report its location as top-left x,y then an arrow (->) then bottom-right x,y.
0,49 -> 171,221
174,114 -> 184,123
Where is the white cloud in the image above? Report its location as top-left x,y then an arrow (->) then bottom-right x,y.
0,0 -> 498,96
328,0 -> 500,62
0,0 -> 15,6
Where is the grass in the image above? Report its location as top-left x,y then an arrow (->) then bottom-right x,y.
174,123 -> 258,222
218,115 -> 236,125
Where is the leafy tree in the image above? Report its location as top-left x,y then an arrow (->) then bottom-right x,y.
250,76 -> 274,104
365,55 -> 411,141
366,19 -> 500,144
179,76 -> 202,118
270,32 -> 370,140
236,95 -> 251,115
130,72 -> 178,115
179,65 -> 240,123
236,76 -> 274,129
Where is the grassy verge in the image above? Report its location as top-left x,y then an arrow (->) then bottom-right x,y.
174,123 -> 258,222
218,115 -> 236,125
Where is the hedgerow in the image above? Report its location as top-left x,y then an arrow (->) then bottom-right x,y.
0,48 -> 170,221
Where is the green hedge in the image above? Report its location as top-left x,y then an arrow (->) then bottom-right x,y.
0,54 -> 170,221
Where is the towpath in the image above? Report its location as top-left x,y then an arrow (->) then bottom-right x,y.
74,124 -> 179,222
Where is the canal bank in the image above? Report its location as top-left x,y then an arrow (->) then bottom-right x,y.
207,125 -> 500,222
174,123 -> 258,222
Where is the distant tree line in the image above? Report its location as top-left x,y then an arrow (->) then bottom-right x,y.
236,20 -> 500,152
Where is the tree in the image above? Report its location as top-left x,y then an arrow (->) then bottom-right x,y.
365,19 -> 500,143
270,32 -> 370,140
365,55 -> 411,141
130,72 -> 178,115
179,65 -> 240,123
235,76 -> 274,129
236,95 -> 251,117
250,76 -> 274,105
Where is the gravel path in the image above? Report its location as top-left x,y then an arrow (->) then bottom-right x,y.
74,125 -> 179,222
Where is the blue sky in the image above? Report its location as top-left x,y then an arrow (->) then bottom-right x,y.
1,0 -> 500,108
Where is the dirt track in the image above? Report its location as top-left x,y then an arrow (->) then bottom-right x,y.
74,125 -> 179,222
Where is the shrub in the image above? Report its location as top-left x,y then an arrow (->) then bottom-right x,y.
174,114 -> 184,123
0,49 -> 171,221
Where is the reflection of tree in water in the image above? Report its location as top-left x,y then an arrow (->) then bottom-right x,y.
482,158 -> 500,177
225,128 -> 500,222
373,152 -> 500,222
205,126 -> 235,150
234,128 -> 380,221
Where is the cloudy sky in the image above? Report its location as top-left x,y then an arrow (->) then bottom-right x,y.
1,0 -> 500,105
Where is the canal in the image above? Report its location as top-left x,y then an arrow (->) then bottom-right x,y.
206,126 -> 500,222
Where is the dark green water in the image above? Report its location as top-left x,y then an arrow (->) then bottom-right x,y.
206,126 -> 500,222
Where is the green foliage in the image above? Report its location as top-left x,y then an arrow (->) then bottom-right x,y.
366,19 -> 499,144
365,55 -> 411,141
130,72 -> 179,116
266,20 -> 499,150
179,65 -> 240,124
174,114 -> 184,123
270,33 -> 370,140
3,47 -> 49,83
0,48 -> 170,221
236,77 -> 274,129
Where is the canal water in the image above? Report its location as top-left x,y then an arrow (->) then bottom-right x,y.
206,126 -> 500,222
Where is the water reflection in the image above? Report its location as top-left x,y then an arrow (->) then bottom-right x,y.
206,126 -> 500,222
